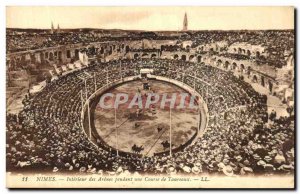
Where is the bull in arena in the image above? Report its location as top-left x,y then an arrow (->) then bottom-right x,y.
161,140 -> 174,150
131,144 -> 144,154
157,126 -> 163,133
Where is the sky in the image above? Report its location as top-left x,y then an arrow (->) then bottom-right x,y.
6,6 -> 294,31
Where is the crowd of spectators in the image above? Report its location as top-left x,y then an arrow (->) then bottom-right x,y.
6,58 -> 294,176
7,29 -> 293,69
191,30 -> 293,68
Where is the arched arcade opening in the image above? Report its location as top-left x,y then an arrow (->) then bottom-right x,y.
134,53 -> 139,59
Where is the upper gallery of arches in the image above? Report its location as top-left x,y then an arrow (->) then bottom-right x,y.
6,29 -> 294,93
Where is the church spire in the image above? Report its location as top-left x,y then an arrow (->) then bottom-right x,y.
51,21 -> 54,34
183,12 -> 188,31
57,24 -> 60,33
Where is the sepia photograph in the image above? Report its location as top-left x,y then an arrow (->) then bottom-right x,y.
5,6 -> 295,189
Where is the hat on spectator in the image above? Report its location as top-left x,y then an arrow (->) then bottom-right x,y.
280,164 -> 292,172
264,156 -> 272,162
274,154 -> 285,164
217,162 -> 225,169
222,165 -> 234,176
264,164 -> 275,171
257,160 -> 266,166
167,166 -> 177,174
223,159 -> 229,164
53,167 -> 59,173
192,166 -> 201,174
65,163 -> 70,168
90,168 -> 97,173
79,167 -> 86,172
182,165 -> 191,173
243,167 -> 253,173
235,155 -> 243,162
253,154 -> 261,160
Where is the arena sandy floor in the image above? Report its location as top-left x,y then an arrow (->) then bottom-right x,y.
92,80 -> 200,156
